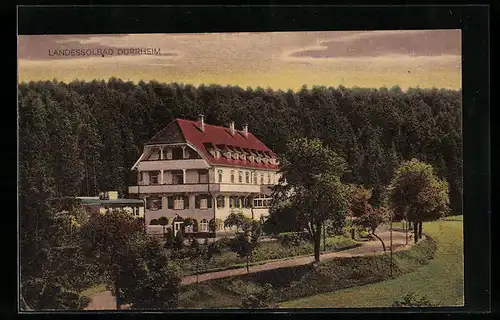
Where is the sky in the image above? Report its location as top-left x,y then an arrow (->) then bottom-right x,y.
18,30 -> 462,91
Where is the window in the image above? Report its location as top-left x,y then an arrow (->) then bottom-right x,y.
229,196 -> 238,208
248,155 -> 255,162
146,196 -> 162,210
139,172 -> 145,183
198,170 -> 209,183
217,196 -> 225,208
150,171 -> 159,185
173,196 -> 185,210
230,170 -> 235,183
166,149 -> 173,160
245,171 -> 250,183
217,169 -> 223,182
260,173 -> 264,184
195,195 -> 212,209
244,197 -> 252,208
172,171 -> 184,184
238,171 -> 243,183
253,195 -> 272,208
254,172 -> 258,184
199,219 -> 209,232
267,173 -> 271,184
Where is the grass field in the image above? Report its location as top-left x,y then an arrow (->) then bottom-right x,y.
279,217 -> 464,308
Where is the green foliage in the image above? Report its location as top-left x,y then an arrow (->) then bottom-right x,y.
263,205 -> 304,235
241,283 -> 277,309
19,80 -> 463,213
164,228 -> 174,249
117,233 -> 181,309
174,230 -> 185,250
391,292 -> 436,307
274,138 -> 351,262
20,200 -> 97,310
386,159 -> 450,222
149,219 -> 159,225
157,216 -> 169,226
180,235 -> 437,308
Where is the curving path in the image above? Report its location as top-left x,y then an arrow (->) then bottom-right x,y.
85,231 -> 412,310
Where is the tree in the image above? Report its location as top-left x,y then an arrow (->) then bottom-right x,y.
224,213 -> 262,273
117,233 -> 181,309
80,209 -> 145,309
349,186 -> 391,251
272,138 -> 351,263
20,196 -> 94,310
385,159 -> 450,243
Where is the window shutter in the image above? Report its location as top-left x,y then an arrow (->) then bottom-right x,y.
184,196 -> 189,209
208,196 -> 213,208
195,196 -> 200,209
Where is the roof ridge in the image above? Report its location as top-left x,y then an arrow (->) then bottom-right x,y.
176,118 -> 250,134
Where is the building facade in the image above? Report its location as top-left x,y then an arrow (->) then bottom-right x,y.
128,116 -> 280,236
77,191 -> 145,217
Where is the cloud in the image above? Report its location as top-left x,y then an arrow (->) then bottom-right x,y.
286,30 -> 461,60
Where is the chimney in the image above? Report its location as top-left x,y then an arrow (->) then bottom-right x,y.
242,123 -> 248,138
198,114 -> 205,132
230,121 -> 235,135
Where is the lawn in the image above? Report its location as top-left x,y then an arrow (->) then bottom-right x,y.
179,228 -> 437,309
179,235 -> 358,276
279,217 -> 464,308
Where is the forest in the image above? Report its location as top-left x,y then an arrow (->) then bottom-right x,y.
18,78 -> 462,215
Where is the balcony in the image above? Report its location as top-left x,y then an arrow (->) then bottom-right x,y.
137,159 -> 209,171
129,183 -> 210,194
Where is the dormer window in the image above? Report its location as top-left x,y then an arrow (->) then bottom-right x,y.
248,155 -> 255,162
256,157 -> 262,163
240,153 -> 246,161
216,150 -> 221,158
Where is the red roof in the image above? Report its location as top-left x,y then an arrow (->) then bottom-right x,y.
176,119 -> 278,170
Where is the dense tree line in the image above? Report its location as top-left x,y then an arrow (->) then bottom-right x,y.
18,78 -> 462,216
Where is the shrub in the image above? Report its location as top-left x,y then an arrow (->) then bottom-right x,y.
174,230 -> 184,250
392,292 -> 435,307
241,283 -> 277,309
215,237 -> 233,251
164,228 -> 174,249
150,219 -> 159,225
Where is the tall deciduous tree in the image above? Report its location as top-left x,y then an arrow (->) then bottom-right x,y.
272,138 -> 351,263
385,159 -> 450,243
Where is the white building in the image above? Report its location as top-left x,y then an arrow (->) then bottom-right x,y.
128,115 -> 280,236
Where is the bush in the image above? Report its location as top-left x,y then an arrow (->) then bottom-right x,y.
276,232 -> 311,246
164,228 -> 174,249
241,283 -> 277,309
174,230 -> 184,250
392,292 -> 435,307
215,237 -> 233,251
150,219 -> 159,225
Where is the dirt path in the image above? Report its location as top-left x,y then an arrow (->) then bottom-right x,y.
85,231 -> 412,310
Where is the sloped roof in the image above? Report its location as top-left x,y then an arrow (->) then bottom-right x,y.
145,118 -> 278,170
